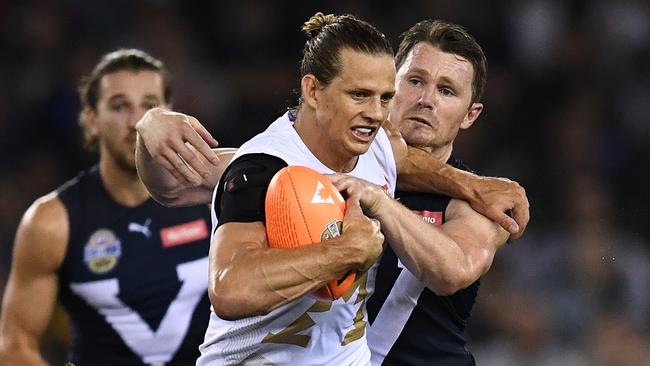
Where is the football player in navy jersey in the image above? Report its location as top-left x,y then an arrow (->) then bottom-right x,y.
361,20 -> 517,365
0,49 -> 229,365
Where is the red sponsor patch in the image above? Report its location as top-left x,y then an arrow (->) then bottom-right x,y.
160,219 -> 208,248
413,210 -> 443,226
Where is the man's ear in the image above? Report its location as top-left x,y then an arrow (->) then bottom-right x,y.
81,107 -> 99,136
461,102 -> 483,130
300,74 -> 320,110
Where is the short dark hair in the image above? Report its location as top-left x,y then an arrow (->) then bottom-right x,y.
299,12 -> 393,89
396,20 -> 487,104
77,48 -> 171,151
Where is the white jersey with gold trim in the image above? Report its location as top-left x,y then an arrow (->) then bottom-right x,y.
198,112 -> 397,366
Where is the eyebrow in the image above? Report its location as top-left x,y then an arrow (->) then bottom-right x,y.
107,94 -> 161,102
409,67 -> 460,87
407,67 -> 430,77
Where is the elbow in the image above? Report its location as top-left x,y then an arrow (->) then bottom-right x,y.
208,276 -> 271,321
423,267 -> 474,296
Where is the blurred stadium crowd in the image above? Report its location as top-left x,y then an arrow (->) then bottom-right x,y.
0,0 -> 648,364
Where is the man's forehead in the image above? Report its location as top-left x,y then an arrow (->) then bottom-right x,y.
400,42 -> 473,76
99,70 -> 164,98
336,48 -> 396,90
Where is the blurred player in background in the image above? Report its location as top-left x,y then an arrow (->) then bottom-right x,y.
0,49 -> 221,365
136,12 -> 528,366
365,20 -> 512,365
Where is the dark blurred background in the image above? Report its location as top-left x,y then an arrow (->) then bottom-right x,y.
1,0 -> 648,364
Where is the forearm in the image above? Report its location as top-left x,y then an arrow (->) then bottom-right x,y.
135,135 -> 188,205
396,146 -> 478,200
135,136 -> 218,207
371,196 -> 472,295
210,237 -> 360,320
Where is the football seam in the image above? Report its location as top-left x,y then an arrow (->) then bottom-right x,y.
286,168 -> 313,243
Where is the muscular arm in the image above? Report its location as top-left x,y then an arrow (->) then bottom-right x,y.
383,120 -> 529,240
380,197 -> 508,294
0,194 -> 67,365
440,199 -> 510,281
330,175 -> 509,295
209,199 -> 382,320
135,108 -> 235,207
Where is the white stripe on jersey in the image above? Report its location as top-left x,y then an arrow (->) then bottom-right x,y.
367,267 -> 425,366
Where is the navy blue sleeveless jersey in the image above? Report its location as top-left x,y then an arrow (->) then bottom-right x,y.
56,166 -> 211,366
367,156 -> 479,366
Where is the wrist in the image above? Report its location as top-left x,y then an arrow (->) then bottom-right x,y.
323,235 -> 364,274
369,191 -> 393,219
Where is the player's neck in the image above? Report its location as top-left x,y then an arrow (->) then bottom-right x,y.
99,155 -> 150,207
294,109 -> 357,172
424,143 -> 453,164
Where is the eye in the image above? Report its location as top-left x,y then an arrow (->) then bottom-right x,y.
409,78 -> 423,87
439,87 -> 455,97
142,101 -> 161,110
109,101 -> 130,112
351,91 -> 369,100
380,94 -> 394,104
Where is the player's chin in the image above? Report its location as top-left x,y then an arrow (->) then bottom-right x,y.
346,141 -> 373,157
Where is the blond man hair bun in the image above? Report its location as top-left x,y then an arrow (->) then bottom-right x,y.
302,12 -> 336,38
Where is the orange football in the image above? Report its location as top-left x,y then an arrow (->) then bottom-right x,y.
265,165 -> 356,300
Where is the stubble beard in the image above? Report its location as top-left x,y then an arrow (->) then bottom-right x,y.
104,138 -> 138,176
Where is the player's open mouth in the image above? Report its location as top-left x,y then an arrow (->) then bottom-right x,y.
351,126 -> 376,142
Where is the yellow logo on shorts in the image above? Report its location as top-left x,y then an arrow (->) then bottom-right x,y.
84,229 -> 122,274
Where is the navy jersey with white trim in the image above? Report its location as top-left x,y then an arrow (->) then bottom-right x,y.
367,156 -> 479,366
56,166 -> 211,366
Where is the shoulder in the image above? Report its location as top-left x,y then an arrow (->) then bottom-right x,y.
222,153 -> 288,189
14,191 -> 69,272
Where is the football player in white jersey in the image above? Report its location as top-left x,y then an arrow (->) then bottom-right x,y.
135,12 -> 529,366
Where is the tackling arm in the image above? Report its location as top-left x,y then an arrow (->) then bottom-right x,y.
383,120 -> 530,240
438,199 -> 510,284
329,175 -> 509,295
135,108 -> 236,207
0,194 -> 68,366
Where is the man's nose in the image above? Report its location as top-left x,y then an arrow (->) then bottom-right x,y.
365,97 -> 387,122
417,87 -> 435,110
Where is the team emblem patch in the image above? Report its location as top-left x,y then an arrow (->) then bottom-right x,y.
84,229 -> 122,274
320,220 -> 342,241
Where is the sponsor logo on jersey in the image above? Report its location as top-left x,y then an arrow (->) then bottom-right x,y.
84,229 -> 122,274
413,210 -> 443,226
160,219 -> 208,247
311,181 -> 335,204
320,220 -> 342,241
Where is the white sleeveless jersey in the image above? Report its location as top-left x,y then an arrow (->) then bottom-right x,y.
199,112 -> 397,366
